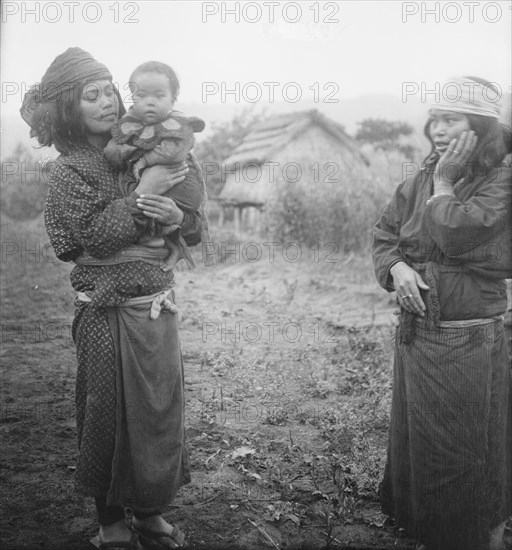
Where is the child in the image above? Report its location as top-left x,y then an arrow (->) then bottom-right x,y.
105,60 -> 209,270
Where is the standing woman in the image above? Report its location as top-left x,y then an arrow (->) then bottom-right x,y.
373,77 -> 511,550
21,48 -> 200,549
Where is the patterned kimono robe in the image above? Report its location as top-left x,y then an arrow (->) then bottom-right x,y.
45,144 -> 198,505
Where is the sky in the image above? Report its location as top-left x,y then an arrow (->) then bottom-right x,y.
1,0 -> 511,119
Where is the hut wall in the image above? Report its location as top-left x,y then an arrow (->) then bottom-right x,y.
271,124 -> 369,191
280,124 -> 353,163
219,124 -> 370,232
220,162 -> 277,205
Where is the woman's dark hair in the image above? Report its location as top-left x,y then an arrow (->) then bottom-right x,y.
129,61 -> 180,100
423,76 -> 511,179
33,82 -> 125,155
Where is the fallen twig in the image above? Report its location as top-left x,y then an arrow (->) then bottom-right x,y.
167,490 -> 228,508
248,518 -> 280,550
321,530 -> 344,546
196,490 -> 228,506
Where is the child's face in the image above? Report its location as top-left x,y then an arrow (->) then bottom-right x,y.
130,72 -> 174,124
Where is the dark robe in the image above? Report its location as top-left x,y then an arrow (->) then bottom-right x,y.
372,160 -> 512,549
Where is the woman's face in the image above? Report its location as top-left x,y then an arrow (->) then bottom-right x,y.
428,109 -> 471,153
79,79 -> 119,137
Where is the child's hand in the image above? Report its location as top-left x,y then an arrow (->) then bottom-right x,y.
161,242 -> 182,272
133,159 -> 145,182
104,140 -> 124,167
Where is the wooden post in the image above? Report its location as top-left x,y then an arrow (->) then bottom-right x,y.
255,207 -> 261,233
234,207 -> 240,233
241,207 -> 248,230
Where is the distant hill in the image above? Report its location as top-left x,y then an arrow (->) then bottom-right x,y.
182,93 -> 432,152
3,91 -> 509,160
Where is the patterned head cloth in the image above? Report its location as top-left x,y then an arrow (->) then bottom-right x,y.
430,76 -> 501,119
20,47 -> 112,139
499,92 -> 511,129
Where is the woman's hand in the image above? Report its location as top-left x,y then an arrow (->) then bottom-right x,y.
390,261 -> 429,317
134,162 -> 189,196
136,195 -> 184,226
433,130 -> 478,192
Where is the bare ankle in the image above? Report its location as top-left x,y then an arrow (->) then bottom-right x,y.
489,521 -> 506,550
99,519 -> 131,540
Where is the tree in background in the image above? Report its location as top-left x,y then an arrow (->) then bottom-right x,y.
355,118 -> 417,161
194,107 -> 266,196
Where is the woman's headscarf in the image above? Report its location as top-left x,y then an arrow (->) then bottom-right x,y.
430,76 -> 501,119
20,47 -> 112,142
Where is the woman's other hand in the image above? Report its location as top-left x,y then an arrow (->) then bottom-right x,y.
390,261 -> 429,317
433,130 -> 478,192
134,162 -> 189,195
136,195 -> 184,226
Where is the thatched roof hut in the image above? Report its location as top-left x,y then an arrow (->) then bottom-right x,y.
217,109 -> 371,230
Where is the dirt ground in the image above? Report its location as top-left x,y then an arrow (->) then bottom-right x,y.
1,217 -> 511,550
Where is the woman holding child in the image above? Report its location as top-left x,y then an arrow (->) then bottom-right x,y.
21,47 -> 199,549
373,77 -> 512,549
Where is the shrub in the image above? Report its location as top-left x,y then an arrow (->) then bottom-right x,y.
1,143 -> 52,221
266,157 -> 392,253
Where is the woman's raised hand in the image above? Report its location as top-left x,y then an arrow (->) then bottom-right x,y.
434,130 -> 478,189
390,261 -> 429,317
136,195 -> 184,226
134,162 -> 189,196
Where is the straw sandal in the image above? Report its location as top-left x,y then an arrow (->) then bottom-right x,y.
98,530 -> 141,549
131,522 -> 185,549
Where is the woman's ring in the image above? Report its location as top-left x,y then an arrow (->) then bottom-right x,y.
403,295 -> 413,300
453,150 -> 458,154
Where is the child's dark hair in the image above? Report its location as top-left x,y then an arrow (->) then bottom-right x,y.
423,76 -> 511,179
129,61 -> 180,100
32,83 -> 125,155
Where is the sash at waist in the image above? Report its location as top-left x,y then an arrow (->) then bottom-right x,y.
399,260 -> 506,343
421,316 -> 503,328
74,245 -> 169,267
